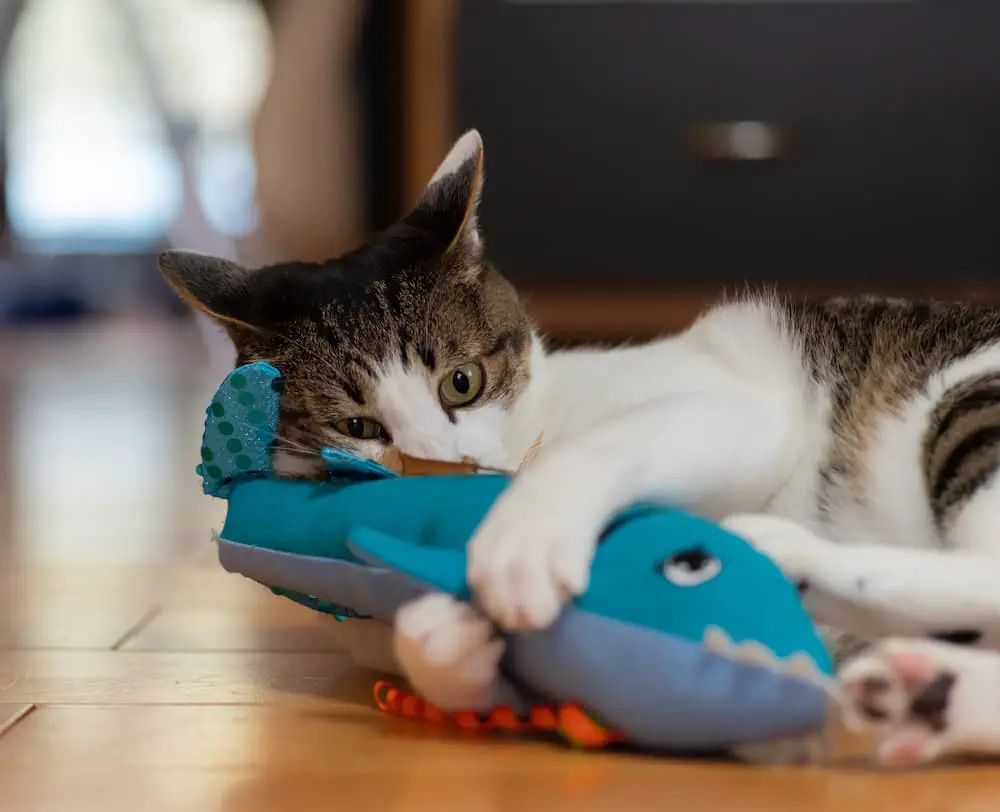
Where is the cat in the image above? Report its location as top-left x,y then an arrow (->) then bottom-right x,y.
160,130 -> 1000,767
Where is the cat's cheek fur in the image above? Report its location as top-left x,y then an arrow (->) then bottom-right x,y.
452,402 -> 513,470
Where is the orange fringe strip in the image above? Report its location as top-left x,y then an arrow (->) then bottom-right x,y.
373,680 -> 623,749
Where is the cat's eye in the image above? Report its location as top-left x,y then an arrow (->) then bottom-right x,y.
439,361 -> 485,408
334,417 -> 388,441
661,546 -> 722,587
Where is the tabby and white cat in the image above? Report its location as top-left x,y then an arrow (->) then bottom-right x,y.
160,131 -> 1000,766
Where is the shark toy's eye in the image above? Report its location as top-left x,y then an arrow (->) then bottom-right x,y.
661,546 -> 722,587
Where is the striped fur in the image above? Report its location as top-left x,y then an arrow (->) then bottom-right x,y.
924,372 -> 1000,527
781,297 -> 1000,528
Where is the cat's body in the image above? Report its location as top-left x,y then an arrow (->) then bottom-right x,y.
159,130 -> 1000,766
502,295 -> 1000,546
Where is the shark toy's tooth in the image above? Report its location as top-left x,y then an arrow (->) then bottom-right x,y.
782,651 -> 820,680
732,640 -> 781,670
717,638 -> 834,695
703,626 -> 732,653
778,651 -> 840,696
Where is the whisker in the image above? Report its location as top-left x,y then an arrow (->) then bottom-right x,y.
270,443 -> 319,459
269,436 -> 323,457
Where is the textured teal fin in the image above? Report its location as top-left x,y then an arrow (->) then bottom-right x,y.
347,526 -> 470,599
199,362 -> 282,498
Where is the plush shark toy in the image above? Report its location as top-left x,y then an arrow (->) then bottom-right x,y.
200,362 -> 835,752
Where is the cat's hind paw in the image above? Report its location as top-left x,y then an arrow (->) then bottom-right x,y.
393,593 -> 505,712
839,637 -> 1000,766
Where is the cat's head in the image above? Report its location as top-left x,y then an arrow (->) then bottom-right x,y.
158,130 -> 540,477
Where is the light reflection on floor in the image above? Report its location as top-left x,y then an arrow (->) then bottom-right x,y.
0,317 -> 231,651
1,318 -> 227,565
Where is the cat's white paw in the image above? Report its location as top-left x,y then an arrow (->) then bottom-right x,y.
393,593 -> 504,711
467,469 -> 599,630
721,513 -> 833,586
839,637 -> 1000,766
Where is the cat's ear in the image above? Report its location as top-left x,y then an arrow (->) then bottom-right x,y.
403,129 -> 485,256
157,250 -> 257,328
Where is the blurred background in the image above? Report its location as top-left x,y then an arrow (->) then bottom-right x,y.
2,0 -> 998,343
1,0 -> 1000,638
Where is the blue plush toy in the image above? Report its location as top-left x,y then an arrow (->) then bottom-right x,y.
201,362 -> 835,752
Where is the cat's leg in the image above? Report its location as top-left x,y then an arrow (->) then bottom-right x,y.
393,593 -> 505,711
719,514 -> 832,596
468,389 -> 795,629
722,513 -> 1000,643
839,637 -> 1000,766
720,515 -> 876,666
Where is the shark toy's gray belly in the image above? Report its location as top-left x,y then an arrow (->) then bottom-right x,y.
508,609 -> 829,751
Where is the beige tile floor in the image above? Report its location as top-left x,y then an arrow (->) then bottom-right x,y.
3,318 -> 1000,812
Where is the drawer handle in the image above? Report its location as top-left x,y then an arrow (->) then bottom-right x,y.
687,121 -> 791,161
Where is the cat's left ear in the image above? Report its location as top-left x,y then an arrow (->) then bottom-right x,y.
403,129 -> 484,256
156,250 -> 256,329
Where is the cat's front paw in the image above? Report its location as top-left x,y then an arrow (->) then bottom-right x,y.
467,469 -> 601,630
839,637 -> 1000,766
721,513 -> 833,588
393,593 -> 504,712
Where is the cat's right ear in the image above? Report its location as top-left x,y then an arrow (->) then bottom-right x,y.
157,250 -> 256,328
403,129 -> 485,257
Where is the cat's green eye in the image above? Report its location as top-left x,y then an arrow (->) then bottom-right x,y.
439,361 -> 485,408
334,417 -> 388,441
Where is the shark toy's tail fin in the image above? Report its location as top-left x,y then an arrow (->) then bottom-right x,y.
347,527 -> 471,600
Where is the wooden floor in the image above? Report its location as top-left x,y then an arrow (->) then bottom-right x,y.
4,318 -> 1000,811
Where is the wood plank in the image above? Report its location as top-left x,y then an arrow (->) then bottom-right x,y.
0,705 -> 34,738
7,564 -> 177,650
117,558 -> 398,666
0,650 -> 369,707
3,705 -> 1000,812
122,602 -> 356,653
8,603 -> 156,650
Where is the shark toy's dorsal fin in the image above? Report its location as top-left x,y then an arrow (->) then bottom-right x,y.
347,526 -> 470,599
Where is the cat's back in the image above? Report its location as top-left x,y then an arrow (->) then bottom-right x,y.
775,295 -> 1000,545
781,295 -> 1000,397
694,292 -> 1000,412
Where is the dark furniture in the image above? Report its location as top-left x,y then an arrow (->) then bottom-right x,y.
452,1 -> 1000,291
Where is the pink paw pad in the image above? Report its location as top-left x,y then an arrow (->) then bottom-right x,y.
887,651 -> 935,691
